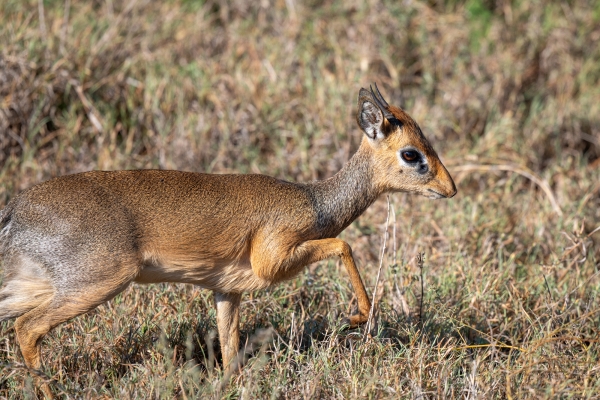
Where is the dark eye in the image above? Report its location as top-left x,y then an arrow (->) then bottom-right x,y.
401,150 -> 419,163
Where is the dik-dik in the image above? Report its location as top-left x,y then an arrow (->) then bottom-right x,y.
0,85 -> 456,382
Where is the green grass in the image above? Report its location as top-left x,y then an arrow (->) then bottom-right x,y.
1,0 -> 599,398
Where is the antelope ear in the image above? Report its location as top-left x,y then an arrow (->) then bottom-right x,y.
357,94 -> 385,140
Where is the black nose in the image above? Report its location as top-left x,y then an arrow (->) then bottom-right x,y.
448,182 -> 457,198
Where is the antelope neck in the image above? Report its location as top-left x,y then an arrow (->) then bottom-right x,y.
305,144 -> 381,237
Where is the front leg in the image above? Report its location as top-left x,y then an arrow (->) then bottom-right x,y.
213,291 -> 242,371
252,238 -> 371,327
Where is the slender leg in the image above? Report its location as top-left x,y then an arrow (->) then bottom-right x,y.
15,298 -> 98,399
252,238 -> 371,327
14,299 -> 55,399
337,241 -> 371,326
213,291 -> 242,371
14,281 -> 132,399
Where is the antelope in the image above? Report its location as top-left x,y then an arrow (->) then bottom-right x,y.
0,84 -> 456,393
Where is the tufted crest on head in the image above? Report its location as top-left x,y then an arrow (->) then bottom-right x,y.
356,83 -> 424,141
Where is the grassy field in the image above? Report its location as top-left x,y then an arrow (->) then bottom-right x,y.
1,0 -> 599,398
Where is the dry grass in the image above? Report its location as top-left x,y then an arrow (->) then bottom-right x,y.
1,0 -> 599,398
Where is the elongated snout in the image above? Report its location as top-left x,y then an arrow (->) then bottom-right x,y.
428,163 -> 457,198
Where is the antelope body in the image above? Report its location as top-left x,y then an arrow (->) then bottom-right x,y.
0,85 -> 456,392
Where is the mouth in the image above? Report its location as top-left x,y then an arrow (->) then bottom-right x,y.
426,189 -> 446,199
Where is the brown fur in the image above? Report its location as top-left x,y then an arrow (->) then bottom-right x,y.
0,85 -> 455,395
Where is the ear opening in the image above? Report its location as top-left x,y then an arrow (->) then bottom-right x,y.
357,98 -> 385,140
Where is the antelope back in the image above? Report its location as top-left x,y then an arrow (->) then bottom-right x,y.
355,85 -> 456,199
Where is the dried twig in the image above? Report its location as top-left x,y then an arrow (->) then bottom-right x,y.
71,80 -> 104,133
452,164 -> 563,216
366,195 -> 391,335
417,252 -> 425,329
37,0 -> 46,37
59,0 -> 71,55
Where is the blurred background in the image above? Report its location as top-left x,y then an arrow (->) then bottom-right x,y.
1,0 -> 599,398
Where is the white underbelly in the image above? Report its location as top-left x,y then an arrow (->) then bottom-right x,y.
134,257 -> 271,293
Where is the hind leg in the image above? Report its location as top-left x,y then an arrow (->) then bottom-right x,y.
14,298 -> 58,399
15,281 -> 132,398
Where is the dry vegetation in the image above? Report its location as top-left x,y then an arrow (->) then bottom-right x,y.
1,0 -> 600,398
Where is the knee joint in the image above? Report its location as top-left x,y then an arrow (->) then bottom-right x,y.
338,241 -> 352,257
